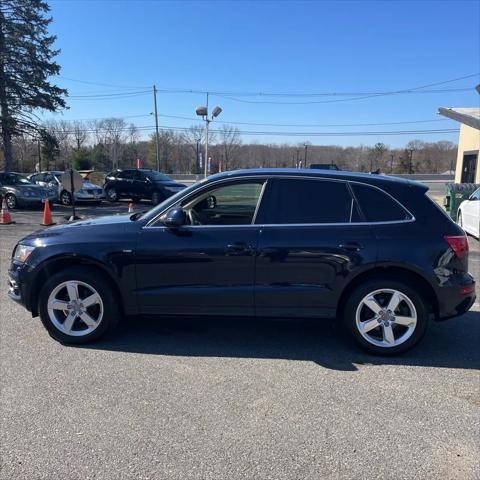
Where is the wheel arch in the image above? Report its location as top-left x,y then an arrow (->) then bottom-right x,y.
337,265 -> 439,320
28,255 -> 124,317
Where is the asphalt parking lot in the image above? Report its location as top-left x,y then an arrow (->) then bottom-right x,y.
0,197 -> 479,480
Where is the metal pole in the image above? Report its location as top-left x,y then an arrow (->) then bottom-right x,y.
153,85 -> 160,171
196,139 -> 199,173
37,140 -> 41,171
204,92 -> 209,178
296,149 -> 299,168
204,119 -> 209,178
70,168 -> 76,220
304,144 -> 308,166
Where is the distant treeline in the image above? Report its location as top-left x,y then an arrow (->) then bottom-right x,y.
1,118 -> 457,175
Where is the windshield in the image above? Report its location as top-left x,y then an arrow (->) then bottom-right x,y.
138,180 -> 205,221
2,173 -> 32,185
145,171 -> 172,181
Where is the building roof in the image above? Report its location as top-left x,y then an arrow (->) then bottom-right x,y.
438,107 -> 480,130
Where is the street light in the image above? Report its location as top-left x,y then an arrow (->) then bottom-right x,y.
196,104 -> 222,178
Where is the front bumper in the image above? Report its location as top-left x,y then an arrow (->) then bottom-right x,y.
74,191 -> 105,202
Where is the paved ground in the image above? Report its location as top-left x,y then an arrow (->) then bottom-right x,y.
0,195 -> 479,480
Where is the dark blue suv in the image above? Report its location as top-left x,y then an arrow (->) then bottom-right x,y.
8,169 -> 475,354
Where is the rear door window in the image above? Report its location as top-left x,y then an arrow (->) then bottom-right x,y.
350,183 -> 411,222
258,178 -> 357,224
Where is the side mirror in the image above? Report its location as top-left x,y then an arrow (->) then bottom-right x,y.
161,207 -> 187,228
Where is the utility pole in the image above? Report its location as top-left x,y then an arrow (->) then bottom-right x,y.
153,85 -> 160,172
304,143 -> 308,166
390,153 -> 395,173
296,148 -> 299,168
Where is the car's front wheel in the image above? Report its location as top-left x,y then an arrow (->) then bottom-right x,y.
106,187 -> 118,202
342,279 -> 428,355
38,267 -> 121,344
5,193 -> 17,209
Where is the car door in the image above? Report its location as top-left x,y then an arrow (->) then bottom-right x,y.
463,189 -> 480,236
254,177 -> 376,318
117,170 -> 135,197
135,179 -> 267,316
132,170 -> 148,198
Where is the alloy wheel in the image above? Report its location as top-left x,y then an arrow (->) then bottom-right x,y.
5,194 -> 17,209
106,188 -> 117,201
355,288 -> 417,348
61,191 -> 71,206
47,280 -> 104,337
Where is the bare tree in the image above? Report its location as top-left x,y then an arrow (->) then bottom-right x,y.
219,124 -> 241,170
72,121 -> 88,150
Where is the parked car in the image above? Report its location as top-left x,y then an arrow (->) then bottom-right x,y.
8,169 -> 475,354
0,172 -> 57,209
28,171 -> 105,205
103,168 -> 186,204
457,187 -> 480,239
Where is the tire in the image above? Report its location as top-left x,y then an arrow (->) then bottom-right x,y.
38,266 -> 121,344
151,191 -> 161,205
342,278 -> 428,355
5,193 -> 17,209
106,187 -> 118,202
60,190 -> 72,206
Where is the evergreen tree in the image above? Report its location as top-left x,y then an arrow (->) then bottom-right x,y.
0,0 -> 67,171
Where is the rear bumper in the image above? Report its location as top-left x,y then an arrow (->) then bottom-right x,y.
436,275 -> 476,320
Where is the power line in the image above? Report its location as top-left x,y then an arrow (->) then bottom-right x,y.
59,73 -> 479,99
157,113 -> 451,128
49,123 -> 459,137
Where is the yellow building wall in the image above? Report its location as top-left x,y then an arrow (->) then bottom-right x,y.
454,124 -> 480,183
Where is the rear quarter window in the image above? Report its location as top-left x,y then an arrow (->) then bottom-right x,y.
350,183 -> 411,222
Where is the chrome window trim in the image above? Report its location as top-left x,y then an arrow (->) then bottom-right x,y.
144,174 -> 415,229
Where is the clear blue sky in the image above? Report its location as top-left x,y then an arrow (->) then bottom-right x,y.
46,0 -> 480,147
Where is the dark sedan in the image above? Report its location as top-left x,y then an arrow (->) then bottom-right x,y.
8,169 -> 476,354
0,172 -> 57,209
103,168 -> 186,204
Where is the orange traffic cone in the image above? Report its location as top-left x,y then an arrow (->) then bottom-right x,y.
41,200 -> 55,226
0,197 -> 14,225
128,202 -> 134,213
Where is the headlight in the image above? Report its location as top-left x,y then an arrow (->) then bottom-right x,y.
13,244 -> 35,263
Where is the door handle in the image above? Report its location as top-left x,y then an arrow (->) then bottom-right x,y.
338,242 -> 363,251
226,242 -> 253,255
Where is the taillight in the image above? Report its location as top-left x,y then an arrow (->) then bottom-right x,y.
444,235 -> 469,258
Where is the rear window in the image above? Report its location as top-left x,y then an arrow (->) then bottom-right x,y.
350,183 -> 411,222
260,178 -> 356,224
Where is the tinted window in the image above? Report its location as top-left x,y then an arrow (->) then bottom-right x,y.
351,183 -> 410,222
133,170 -> 146,181
145,171 -> 171,181
260,178 -> 355,224
117,170 -> 134,180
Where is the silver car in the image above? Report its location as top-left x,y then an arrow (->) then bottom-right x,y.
28,171 -> 106,206
0,172 -> 57,209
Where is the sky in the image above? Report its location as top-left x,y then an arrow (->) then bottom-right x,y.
45,0 -> 480,147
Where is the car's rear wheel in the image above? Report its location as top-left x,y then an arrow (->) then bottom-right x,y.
342,279 -> 428,355
5,193 -> 17,209
60,190 -> 72,206
151,191 -> 161,205
38,267 -> 121,344
106,187 -> 118,202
